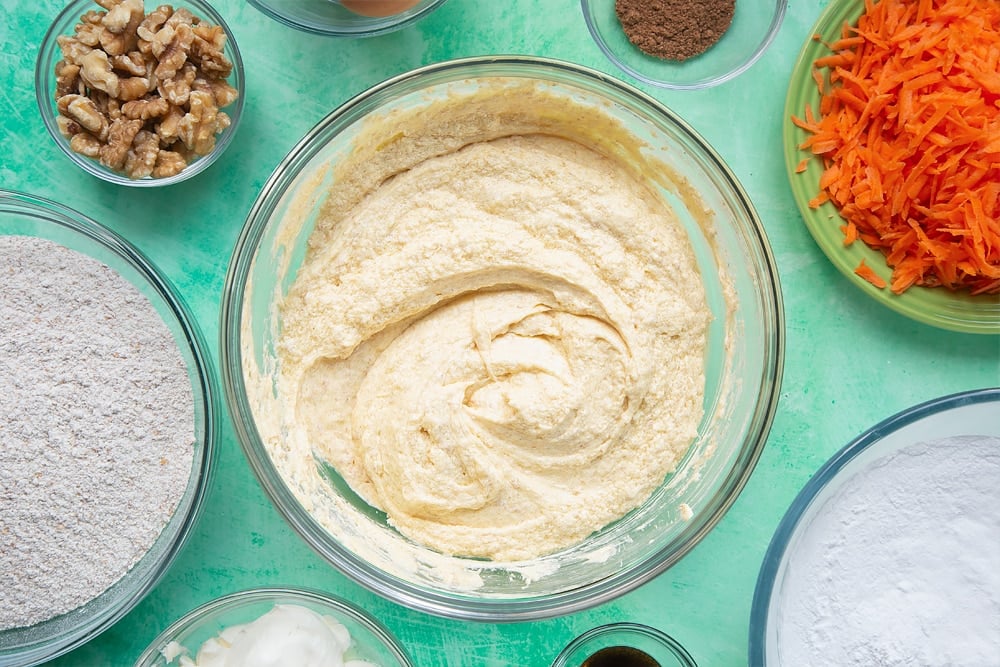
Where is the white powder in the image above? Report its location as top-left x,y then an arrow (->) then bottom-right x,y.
774,434 -> 1000,666
0,235 -> 195,630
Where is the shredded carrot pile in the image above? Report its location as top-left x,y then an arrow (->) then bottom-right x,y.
793,0 -> 1000,295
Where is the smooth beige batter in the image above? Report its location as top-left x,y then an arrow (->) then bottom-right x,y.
273,85 -> 710,561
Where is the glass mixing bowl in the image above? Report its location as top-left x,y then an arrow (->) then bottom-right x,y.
134,587 -> 413,667
0,190 -> 217,666
220,56 -> 784,622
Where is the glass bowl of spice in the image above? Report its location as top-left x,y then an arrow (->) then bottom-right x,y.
551,623 -> 697,667
750,388 -> 1000,665
35,0 -> 245,186
0,190 -> 217,666
221,55 -> 784,621
134,587 -> 413,667
247,0 -> 450,37
581,0 -> 786,89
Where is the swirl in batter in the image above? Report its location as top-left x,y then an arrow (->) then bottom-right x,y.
276,89 -> 710,561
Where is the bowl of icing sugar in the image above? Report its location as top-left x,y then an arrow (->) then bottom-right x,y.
750,387 -> 1000,666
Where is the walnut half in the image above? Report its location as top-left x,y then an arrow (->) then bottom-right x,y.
52,0 -> 239,180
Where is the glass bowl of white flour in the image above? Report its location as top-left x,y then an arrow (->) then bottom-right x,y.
221,56 -> 784,621
0,190 -> 217,666
750,388 -> 1000,666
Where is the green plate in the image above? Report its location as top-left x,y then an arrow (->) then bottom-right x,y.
783,0 -> 1000,334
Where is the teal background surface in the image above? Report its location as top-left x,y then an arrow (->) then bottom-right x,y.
2,0 -> 998,665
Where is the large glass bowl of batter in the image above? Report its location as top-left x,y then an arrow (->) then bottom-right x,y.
220,56 -> 784,621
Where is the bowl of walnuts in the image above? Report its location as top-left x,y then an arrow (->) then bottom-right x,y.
35,0 -> 245,186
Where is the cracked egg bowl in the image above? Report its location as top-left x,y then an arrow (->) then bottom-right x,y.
35,0 -> 245,187
247,0 -> 450,37
221,56 -> 784,621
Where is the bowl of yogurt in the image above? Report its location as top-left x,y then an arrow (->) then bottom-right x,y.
220,56 -> 784,621
133,587 -> 412,667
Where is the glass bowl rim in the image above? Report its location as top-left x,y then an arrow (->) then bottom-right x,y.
0,188 -> 218,666
748,386 -> 1000,665
132,586 -> 415,667
246,0 -> 450,37
33,0 -> 246,188
579,0 -> 788,90
220,54 -> 784,622
550,622 -> 698,667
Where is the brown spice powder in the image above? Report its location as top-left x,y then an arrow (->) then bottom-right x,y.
615,0 -> 736,62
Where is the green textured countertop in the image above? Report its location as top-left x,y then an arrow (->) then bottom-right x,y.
3,1 -> 998,665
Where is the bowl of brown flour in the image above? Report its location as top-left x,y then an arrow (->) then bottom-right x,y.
0,190 -> 217,666
581,0 -> 786,89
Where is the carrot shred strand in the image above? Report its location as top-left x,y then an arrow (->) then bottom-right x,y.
855,258 -> 889,289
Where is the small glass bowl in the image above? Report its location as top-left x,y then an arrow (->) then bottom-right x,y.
581,0 -> 786,90
221,56 -> 784,621
0,190 -> 217,667
35,0 -> 245,187
133,587 -> 414,667
750,388 -> 1000,665
551,623 -> 697,667
248,0 -> 449,37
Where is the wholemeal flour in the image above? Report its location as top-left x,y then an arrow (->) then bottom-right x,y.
0,235 -> 194,630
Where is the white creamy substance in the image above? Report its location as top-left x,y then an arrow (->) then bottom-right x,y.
269,85 -> 711,562
773,435 -> 1000,666
168,604 -> 378,667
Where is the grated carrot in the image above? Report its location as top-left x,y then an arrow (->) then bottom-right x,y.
792,0 -> 1000,295
855,258 -> 888,288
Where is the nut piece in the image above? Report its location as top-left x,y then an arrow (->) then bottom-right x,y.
122,96 -> 169,120
152,22 -> 195,80
137,4 -> 172,42
57,34 -> 93,63
177,89 -> 217,155
70,132 -> 103,158
124,129 -> 160,178
79,49 -> 120,97
158,62 -> 196,106
152,150 -> 186,178
58,93 -> 109,140
52,0 -> 240,179
55,60 -> 83,97
56,115 -> 82,139
99,117 -> 143,169
99,1 -> 144,58
118,76 -> 151,101
112,51 -> 146,76
155,102 -> 185,144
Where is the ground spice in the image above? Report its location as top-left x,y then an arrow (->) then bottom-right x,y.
615,0 -> 735,62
